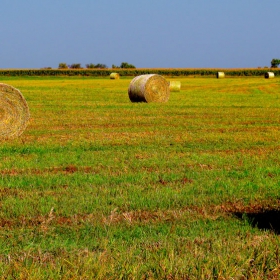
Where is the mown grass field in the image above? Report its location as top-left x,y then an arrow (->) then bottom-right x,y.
1,76 -> 280,279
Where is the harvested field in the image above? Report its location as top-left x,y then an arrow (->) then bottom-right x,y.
0,76 -> 280,279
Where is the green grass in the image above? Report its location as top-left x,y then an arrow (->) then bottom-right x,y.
0,76 -> 280,279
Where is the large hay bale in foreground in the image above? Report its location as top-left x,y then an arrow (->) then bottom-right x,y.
128,74 -> 170,103
216,72 -> 225,79
265,72 -> 274,79
168,81 -> 181,92
110,72 -> 120,79
0,83 -> 30,139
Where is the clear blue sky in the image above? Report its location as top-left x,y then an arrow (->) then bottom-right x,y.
1,0 -> 279,69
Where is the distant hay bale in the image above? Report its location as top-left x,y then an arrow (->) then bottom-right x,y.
0,83 -> 30,139
128,74 -> 170,103
168,81 -> 181,92
264,72 -> 274,79
216,72 -> 225,79
110,73 -> 120,79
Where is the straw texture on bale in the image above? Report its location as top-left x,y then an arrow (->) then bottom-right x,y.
128,74 -> 170,103
168,81 -> 181,92
110,72 -> 120,79
265,72 -> 274,79
216,72 -> 225,79
0,83 -> 30,139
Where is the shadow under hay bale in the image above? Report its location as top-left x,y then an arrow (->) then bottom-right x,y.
128,74 -> 170,103
110,72 -> 120,79
216,72 -> 225,79
234,210 -> 280,234
0,83 -> 30,139
265,72 -> 274,79
168,81 -> 181,92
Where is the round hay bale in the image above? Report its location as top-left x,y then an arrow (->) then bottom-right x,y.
110,72 -> 120,79
168,81 -> 181,92
128,74 -> 170,103
264,72 -> 274,79
216,72 -> 225,79
0,83 -> 30,139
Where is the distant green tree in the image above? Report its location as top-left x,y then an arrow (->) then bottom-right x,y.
69,63 -> 82,69
94,63 -> 108,69
58,63 -> 68,69
86,63 -> 95,69
112,64 -> 120,69
271,58 -> 280,68
120,62 -> 136,69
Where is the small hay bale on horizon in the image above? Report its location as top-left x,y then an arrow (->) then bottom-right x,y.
168,81 -> 181,92
110,72 -> 120,79
128,74 -> 170,103
216,72 -> 225,79
0,83 -> 30,139
265,72 -> 274,79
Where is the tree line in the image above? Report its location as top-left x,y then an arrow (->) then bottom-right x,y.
57,62 -> 136,69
